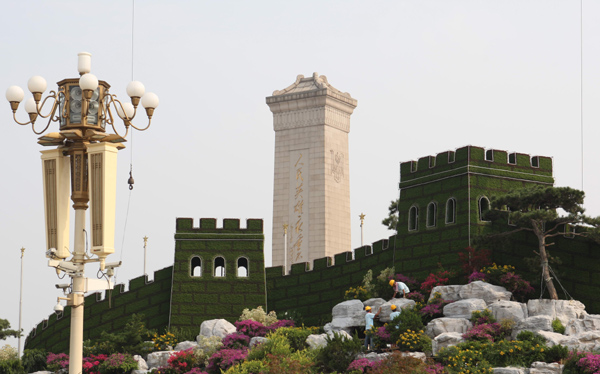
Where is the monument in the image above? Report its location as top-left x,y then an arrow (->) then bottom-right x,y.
266,73 -> 357,271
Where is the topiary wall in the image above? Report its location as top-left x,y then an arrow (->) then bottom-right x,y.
170,218 -> 266,329
24,266 -> 173,353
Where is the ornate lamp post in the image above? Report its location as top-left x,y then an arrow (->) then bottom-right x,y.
6,52 -> 158,374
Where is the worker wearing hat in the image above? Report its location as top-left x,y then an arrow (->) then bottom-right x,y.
364,305 -> 381,351
389,304 -> 401,327
389,279 -> 410,298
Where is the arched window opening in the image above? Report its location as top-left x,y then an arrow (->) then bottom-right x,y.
426,202 -> 437,227
408,206 -> 418,231
479,196 -> 491,222
237,257 -> 249,277
445,198 -> 456,224
191,256 -> 202,277
214,257 -> 225,277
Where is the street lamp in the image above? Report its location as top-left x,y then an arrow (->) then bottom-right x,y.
6,52 -> 158,374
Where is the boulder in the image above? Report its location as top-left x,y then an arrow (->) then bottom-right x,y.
443,298 -> 487,319
363,298 -> 387,311
331,299 -> 366,329
425,317 -> 472,338
400,352 -> 427,362
131,371 -> 148,374
527,299 -> 587,326
249,336 -> 268,347
512,315 -> 553,338
429,285 -> 464,303
432,332 -> 464,356
536,331 -> 567,347
379,299 -> 416,322
459,281 -> 512,304
133,355 -> 148,370
529,361 -> 563,374
492,367 -> 527,374
306,330 -> 352,349
199,319 -> 236,339
356,352 -> 392,362
146,351 -> 175,369
565,314 -> 600,335
174,341 -> 198,351
489,300 -> 528,323
560,331 -> 600,352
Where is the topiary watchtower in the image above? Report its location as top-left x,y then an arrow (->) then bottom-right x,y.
169,218 -> 266,329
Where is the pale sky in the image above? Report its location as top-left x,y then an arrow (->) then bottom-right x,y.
2,0 -> 600,351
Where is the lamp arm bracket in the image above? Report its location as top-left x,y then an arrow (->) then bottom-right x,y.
12,112 -> 33,126
35,91 -> 59,119
129,117 -> 152,131
31,117 -> 54,135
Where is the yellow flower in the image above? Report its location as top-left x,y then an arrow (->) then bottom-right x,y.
509,349 -> 513,353
500,351 -> 504,355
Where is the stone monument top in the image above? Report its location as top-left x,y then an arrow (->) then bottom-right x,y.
271,72 -> 356,102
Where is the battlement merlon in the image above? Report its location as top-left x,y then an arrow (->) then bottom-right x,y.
400,145 -> 553,185
175,218 -> 264,235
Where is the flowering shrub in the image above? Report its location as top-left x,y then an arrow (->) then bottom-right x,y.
98,353 -> 138,374
0,345 -> 18,361
499,272 -> 534,301
185,369 -> 209,374
371,325 -> 393,349
47,352 -> 69,372
420,292 -> 454,324
166,348 -> 198,373
194,336 -> 223,368
576,352 -> 600,374
463,323 -> 506,342
234,320 -> 268,338
470,309 -> 496,326
239,306 -> 278,326
153,331 -> 178,351
468,271 -> 486,283
421,270 -> 453,293
348,358 -> 377,372
206,348 -> 248,374
266,319 -> 295,331
344,286 -> 372,301
82,354 -> 107,374
222,333 -> 250,350
396,329 -> 431,352
436,345 -> 492,374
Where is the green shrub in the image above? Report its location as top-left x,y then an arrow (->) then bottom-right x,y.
544,344 -> 569,363
391,307 -> 424,336
436,345 -> 491,374
86,314 -> 154,355
21,349 -> 47,373
369,353 -> 433,374
395,329 -> 431,354
270,327 -> 313,352
0,359 -> 24,374
516,331 -> 547,346
552,319 -> 566,334
246,333 -> 291,362
470,309 -> 496,325
224,359 -> 266,374
315,332 -> 362,373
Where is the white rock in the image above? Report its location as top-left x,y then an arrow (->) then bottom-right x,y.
331,299 -> 366,329
131,371 -> 148,374
459,281 -> 512,304
443,298 -> 487,319
536,331 -> 567,347
565,314 -> 600,335
493,367 -> 527,374
432,332 -> 464,356
250,336 -> 268,347
429,285 -> 464,303
560,331 -> 600,352
323,322 -> 333,333
174,341 -> 198,351
489,300 -> 528,322
425,317 -> 472,338
199,319 -> 236,339
530,361 -> 563,374
306,330 -> 352,349
363,298 -> 387,311
400,351 -> 427,361
527,299 -> 587,326
133,355 -> 148,370
379,299 -> 416,322
512,315 -> 554,338
146,351 -> 175,369
356,352 -> 392,362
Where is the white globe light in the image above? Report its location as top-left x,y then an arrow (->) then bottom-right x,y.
79,73 -> 98,91
117,102 -> 135,119
141,92 -> 159,109
27,76 -> 47,94
5,86 -> 24,102
25,97 -> 38,114
126,81 -> 145,98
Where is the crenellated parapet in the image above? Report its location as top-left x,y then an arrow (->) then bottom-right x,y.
400,145 -> 553,188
